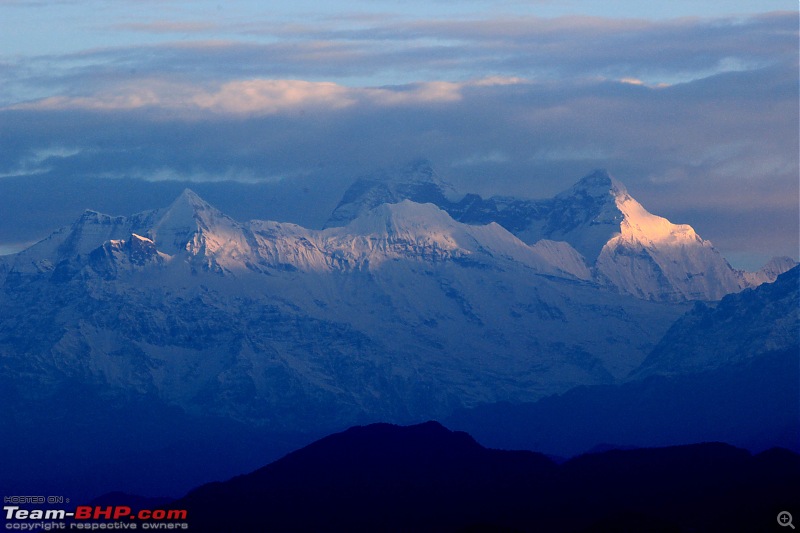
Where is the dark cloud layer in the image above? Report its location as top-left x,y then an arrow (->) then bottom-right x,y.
3,11 -> 795,104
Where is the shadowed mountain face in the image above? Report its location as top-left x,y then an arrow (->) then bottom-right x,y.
174,421 -> 800,533
446,267 -> 800,457
635,264 -> 800,377
445,347 -> 798,457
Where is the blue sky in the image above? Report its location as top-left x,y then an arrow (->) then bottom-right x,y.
0,1 -> 797,268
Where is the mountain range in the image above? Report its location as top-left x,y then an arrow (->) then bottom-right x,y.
0,172 -> 705,429
327,161 -> 791,301
0,163 -> 796,499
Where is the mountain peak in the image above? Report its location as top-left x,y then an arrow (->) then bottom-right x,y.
397,158 -> 434,180
324,159 -> 458,228
148,189 -> 234,256
559,169 -> 627,200
374,159 -> 459,199
543,170 -> 630,261
174,188 -> 211,211
378,158 -> 440,185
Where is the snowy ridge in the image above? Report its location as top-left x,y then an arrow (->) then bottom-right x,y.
1,190 -> 590,284
204,200 -> 581,278
5,169 -> 793,302
530,240 -> 592,280
321,201 -> 563,275
323,165 -> 792,301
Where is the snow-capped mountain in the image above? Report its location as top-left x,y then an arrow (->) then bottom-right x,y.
326,163 -> 794,301
0,190 -> 688,431
578,174 -> 744,301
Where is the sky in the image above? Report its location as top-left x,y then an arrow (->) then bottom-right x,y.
0,0 -> 797,269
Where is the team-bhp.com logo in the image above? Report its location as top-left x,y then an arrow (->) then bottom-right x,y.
4,505 -> 189,530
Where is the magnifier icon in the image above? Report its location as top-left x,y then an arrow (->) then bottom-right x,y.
779,511 -> 795,529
